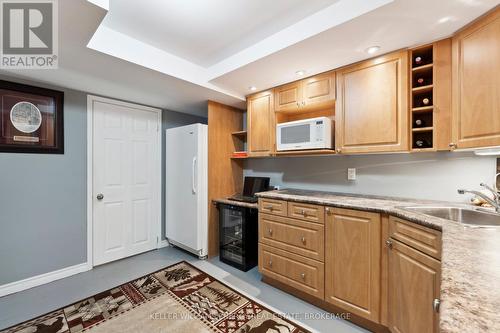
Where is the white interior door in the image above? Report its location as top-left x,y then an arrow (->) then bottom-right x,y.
91,97 -> 161,266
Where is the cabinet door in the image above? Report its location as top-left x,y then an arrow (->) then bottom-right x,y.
336,50 -> 409,154
247,91 -> 274,156
303,71 -> 336,108
388,239 -> 441,333
274,81 -> 302,112
325,207 -> 381,322
452,9 -> 500,149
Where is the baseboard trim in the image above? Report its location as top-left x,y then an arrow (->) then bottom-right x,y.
158,239 -> 169,248
0,262 -> 91,298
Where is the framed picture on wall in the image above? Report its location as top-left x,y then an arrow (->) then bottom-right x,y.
0,80 -> 64,154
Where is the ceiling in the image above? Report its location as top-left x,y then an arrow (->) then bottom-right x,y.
103,0 -> 339,67
1,0 -> 498,117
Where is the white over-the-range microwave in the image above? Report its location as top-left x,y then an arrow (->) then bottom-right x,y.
276,116 -> 334,151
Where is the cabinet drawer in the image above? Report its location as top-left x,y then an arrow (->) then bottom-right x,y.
259,244 -> 324,300
259,214 -> 324,261
287,201 -> 325,224
259,199 -> 287,216
389,216 -> 441,260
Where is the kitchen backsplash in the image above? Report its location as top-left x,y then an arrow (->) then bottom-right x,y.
244,152 -> 496,202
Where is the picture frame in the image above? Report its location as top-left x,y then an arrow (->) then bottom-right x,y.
0,80 -> 64,154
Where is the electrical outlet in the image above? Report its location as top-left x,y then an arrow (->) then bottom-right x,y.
348,168 -> 356,181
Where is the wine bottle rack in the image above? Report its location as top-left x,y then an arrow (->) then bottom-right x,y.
410,45 -> 434,151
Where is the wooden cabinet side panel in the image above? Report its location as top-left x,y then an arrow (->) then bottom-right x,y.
452,9 -> 500,148
207,101 -> 244,257
325,208 -> 381,322
434,38 -> 453,151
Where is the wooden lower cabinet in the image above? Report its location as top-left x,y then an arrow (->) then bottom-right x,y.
325,207 -> 382,323
257,199 -> 442,332
388,239 -> 441,333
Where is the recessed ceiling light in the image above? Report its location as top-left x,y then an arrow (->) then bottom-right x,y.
249,86 -> 257,91
295,70 -> 306,76
438,16 -> 452,24
366,46 -> 380,54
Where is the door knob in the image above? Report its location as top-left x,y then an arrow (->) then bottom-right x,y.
96,193 -> 104,201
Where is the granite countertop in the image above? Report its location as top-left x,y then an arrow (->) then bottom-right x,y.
213,198 -> 259,209
256,189 -> 500,333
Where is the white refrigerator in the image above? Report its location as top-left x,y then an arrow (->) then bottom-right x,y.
165,123 -> 208,258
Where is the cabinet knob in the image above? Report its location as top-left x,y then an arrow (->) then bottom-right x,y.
325,207 -> 332,215
302,101 -> 305,106
433,298 -> 440,313
300,209 -> 307,216
448,143 -> 457,150
268,229 -> 273,236
296,102 -> 300,108
301,236 -> 306,244
385,239 -> 393,249
301,273 -> 306,280
96,193 -> 104,201
268,260 -> 273,267
336,148 -> 342,154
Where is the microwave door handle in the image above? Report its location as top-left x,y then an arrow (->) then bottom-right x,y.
192,156 -> 197,194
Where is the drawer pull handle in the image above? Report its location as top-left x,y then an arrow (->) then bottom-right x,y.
268,229 -> 273,236
433,298 -> 440,313
301,273 -> 306,280
268,260 -> 273,267
264,205 -> 274,211
300,209 -> 307,216
301,236 -> 306,244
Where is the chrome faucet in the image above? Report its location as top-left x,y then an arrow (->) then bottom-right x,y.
458,183 -> 500,213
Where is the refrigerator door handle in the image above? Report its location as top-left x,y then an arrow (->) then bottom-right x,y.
192,156 -> 197,194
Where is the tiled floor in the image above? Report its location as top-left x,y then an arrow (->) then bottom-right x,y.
0,246 -> 367,333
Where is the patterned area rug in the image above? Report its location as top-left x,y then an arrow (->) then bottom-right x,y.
1,261 -> 310,333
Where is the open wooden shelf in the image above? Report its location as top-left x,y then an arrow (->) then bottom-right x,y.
412,63 -> 433,72
412,106 -> 434,112
412,84 -> 433,92
412,127 -> 434,132
231,130 -> 247,139
274,149 -> 337,157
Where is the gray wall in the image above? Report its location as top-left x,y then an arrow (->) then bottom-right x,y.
0,81 -> 87,285
0,75 -> 206,285
245,152 -> 497,202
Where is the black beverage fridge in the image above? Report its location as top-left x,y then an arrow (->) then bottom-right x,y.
217,203 -> 258,271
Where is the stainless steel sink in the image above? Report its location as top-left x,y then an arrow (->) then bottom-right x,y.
398,206 -> 500,227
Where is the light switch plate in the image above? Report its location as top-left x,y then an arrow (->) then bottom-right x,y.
348,168 -> 356,181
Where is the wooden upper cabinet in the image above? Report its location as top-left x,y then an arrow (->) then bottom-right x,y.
336,50 -> 409,154
388,239 -> 441,333
452,8 -> 500,149
275,81 -> 302,112
325,207 -> 381,323
274,71 -> 336,112
302,71 -> 336,108
247,90 -> 274,156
